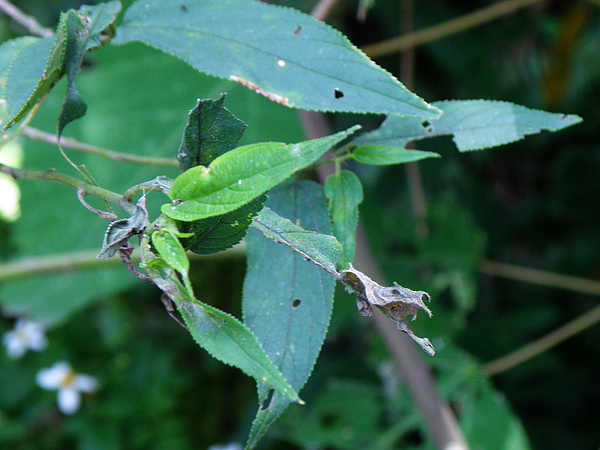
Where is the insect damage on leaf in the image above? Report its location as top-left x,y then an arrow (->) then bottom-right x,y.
230,76 -> 289,105
340,265 -> 435,355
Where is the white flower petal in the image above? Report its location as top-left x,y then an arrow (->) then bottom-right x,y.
3,331 -> 27,359
208,444 -> 243,450
58,388 -> 80,415
37,362 -> 71,390
72,374 -> 98,393
3,320 -> 48,358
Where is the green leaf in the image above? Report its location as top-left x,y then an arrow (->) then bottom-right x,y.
161,126 -> 360,222
178,95 -> 247,171
57,1 -> 122,136
175,96 -> 262,254
114,0 -> 439,117
251,207 -> 342,276
177,297 -> 300,404
324,170 -> 363,269
355,100 -> 583,153
243,181 -> 336,448
1,1 -> 121,133
151,229 -> 189,276
180,195 -> 266,255
352,145 -> 439,165
0,42 -> 303,326
139,249 -> 301,404
0,36 -> 57,131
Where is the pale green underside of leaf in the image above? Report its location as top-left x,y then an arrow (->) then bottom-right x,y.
243,182 -> 336,448
324,170 -> 363,268
353,145 -> 440,165
355,99 -> 583,152
251,207 -> 342,275
162,126 -> 359,221
114,0 -> 439,117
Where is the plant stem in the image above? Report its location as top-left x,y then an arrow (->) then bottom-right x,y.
362,0 -> 543,58
0,245 -> 246,283
300,111 -> 468,450
0,162 -> 136,213
480,260 -> 600,296
22,127 -> 179,168
0,0 -> 53,37
310,0 -> 341,21
0,250 -> 122,282
484,305 -> 600,376
481,260 -> 600,374
354,225 -> 469,449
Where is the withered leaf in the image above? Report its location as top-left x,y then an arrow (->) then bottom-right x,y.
340,265 -> 435,355
97,196 -> 149,259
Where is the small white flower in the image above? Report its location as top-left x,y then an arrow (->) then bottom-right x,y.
3,319 -> 48,359
36,362 -> 98,414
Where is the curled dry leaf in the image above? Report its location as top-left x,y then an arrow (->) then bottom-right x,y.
340,265 -> 435,356
97,196 -> 148,259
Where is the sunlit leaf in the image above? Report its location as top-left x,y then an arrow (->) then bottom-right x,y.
162,126 -> 359,222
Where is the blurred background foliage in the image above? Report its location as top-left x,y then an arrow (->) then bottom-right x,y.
1,0 -> 599,449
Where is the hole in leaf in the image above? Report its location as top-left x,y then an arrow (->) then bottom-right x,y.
334,88 -> 344,99
293,25 -> 302,35
260,389 -> 275,411
292,299 -> 301,308
179,4 -> 188,11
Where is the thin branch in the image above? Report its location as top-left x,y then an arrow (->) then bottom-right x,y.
0,245 -> 246,283
484,305 -> 600,376
354,225 -> 468,450
0,0 -> 53,37
310,0 -> 341,22
22,127 -> 179,168
0,162 -> 138,217
480,260 -> 600,296
361,0 -> 544,58
301,112 -> 468,450
0,249 -> 123,283
77,188 -> 118,220
481,260 -> 600,374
